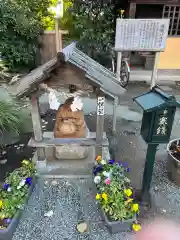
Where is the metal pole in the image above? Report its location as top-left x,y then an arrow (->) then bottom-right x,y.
55,17 -> 60,53
116,52 -> 122,81
112,97 -> 118,133
151,52 -> 160,89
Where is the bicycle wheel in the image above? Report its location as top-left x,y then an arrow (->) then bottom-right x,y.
120,60 -> 130,88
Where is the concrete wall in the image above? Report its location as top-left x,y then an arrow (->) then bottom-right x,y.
158,37 -> 180,69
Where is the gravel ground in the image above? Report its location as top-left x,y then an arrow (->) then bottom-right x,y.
12,156 -> 180,240
12,178 -> 132,240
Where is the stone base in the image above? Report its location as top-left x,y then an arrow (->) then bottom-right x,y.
43,131 -> 107,161
55,145 -> 89,160
33,146 -> 95,176
33,131 -> 110,177
55,127 -> 90,159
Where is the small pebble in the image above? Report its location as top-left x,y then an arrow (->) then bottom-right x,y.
44,181 -> 49,185
162,209 -> 167,213
154,186 -> 158,191
76,222 -> 88,233
51,180 -> 58,186
19,144 -> 24,147
44,210 -> 54,217
2,151 -> 6,155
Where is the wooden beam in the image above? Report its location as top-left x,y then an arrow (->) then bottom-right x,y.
28,137 -> 109,147
44,30 -> 69,35
31,94 -> 46,161
31,94 -> 43,141
96,95 -> 105,157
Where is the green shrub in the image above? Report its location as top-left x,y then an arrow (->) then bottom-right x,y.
0,0 -> 42,72
0,100 -> 22,135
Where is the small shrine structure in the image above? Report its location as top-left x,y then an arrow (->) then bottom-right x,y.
11,42 -> 125,176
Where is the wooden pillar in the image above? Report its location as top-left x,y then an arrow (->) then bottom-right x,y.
31,94 -> 46,165
129,2 -> 136,18
96,95 -> 105,157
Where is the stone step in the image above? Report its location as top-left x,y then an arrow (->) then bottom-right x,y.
33,146 -> 95,176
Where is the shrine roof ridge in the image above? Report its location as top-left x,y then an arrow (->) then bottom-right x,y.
10,42 -> 126,98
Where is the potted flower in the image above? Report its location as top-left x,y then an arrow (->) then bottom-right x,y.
0,160 -> 36,240
167,138 -> 180,186
93,156 -> 141,234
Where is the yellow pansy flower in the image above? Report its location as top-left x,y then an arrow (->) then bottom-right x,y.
102,192 -> 108,201
0,200 -> 3,208
132,203 -> 139,212
125,198 -> 133,205
120,9 -> 125,14
132,223 -> 142,232
0,226 -> 5,229
22,160 -> 29,165
0,214 -> 5,220
96,194 -> 101,200
96,156 -> 101,161
124,188 -> 132,197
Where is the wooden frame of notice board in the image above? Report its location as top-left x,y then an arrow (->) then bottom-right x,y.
115,18 -> 170,88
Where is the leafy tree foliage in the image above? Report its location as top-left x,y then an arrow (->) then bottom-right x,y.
71,0 -> 116,68
0,0 -> 51,72
15,0 -> 52,29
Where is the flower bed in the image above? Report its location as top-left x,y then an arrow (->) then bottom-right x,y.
0,160 -> 36,240
93,156 -> 141,233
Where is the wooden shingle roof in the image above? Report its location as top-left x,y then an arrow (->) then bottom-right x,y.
11,42 -> 125,98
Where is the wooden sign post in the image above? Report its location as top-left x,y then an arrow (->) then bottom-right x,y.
96,96 -> 105,156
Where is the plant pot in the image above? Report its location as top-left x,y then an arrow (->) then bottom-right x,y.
100,207 -> 136,234
167,138 -> 180,186
0,177 -> 36,240
94,185 -> 136,234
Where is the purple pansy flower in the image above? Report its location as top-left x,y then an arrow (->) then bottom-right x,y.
108,159 -> 115,165
25,177 -> 32,186
93,165 -> 103,175
5,218 -> 11,224
118,161 -> 128,168
3,183 -> 10,190
126,168 -> 130,173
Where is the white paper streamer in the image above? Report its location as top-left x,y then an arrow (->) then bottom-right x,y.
48,89 -> 61,110
70,96 -> 83,112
